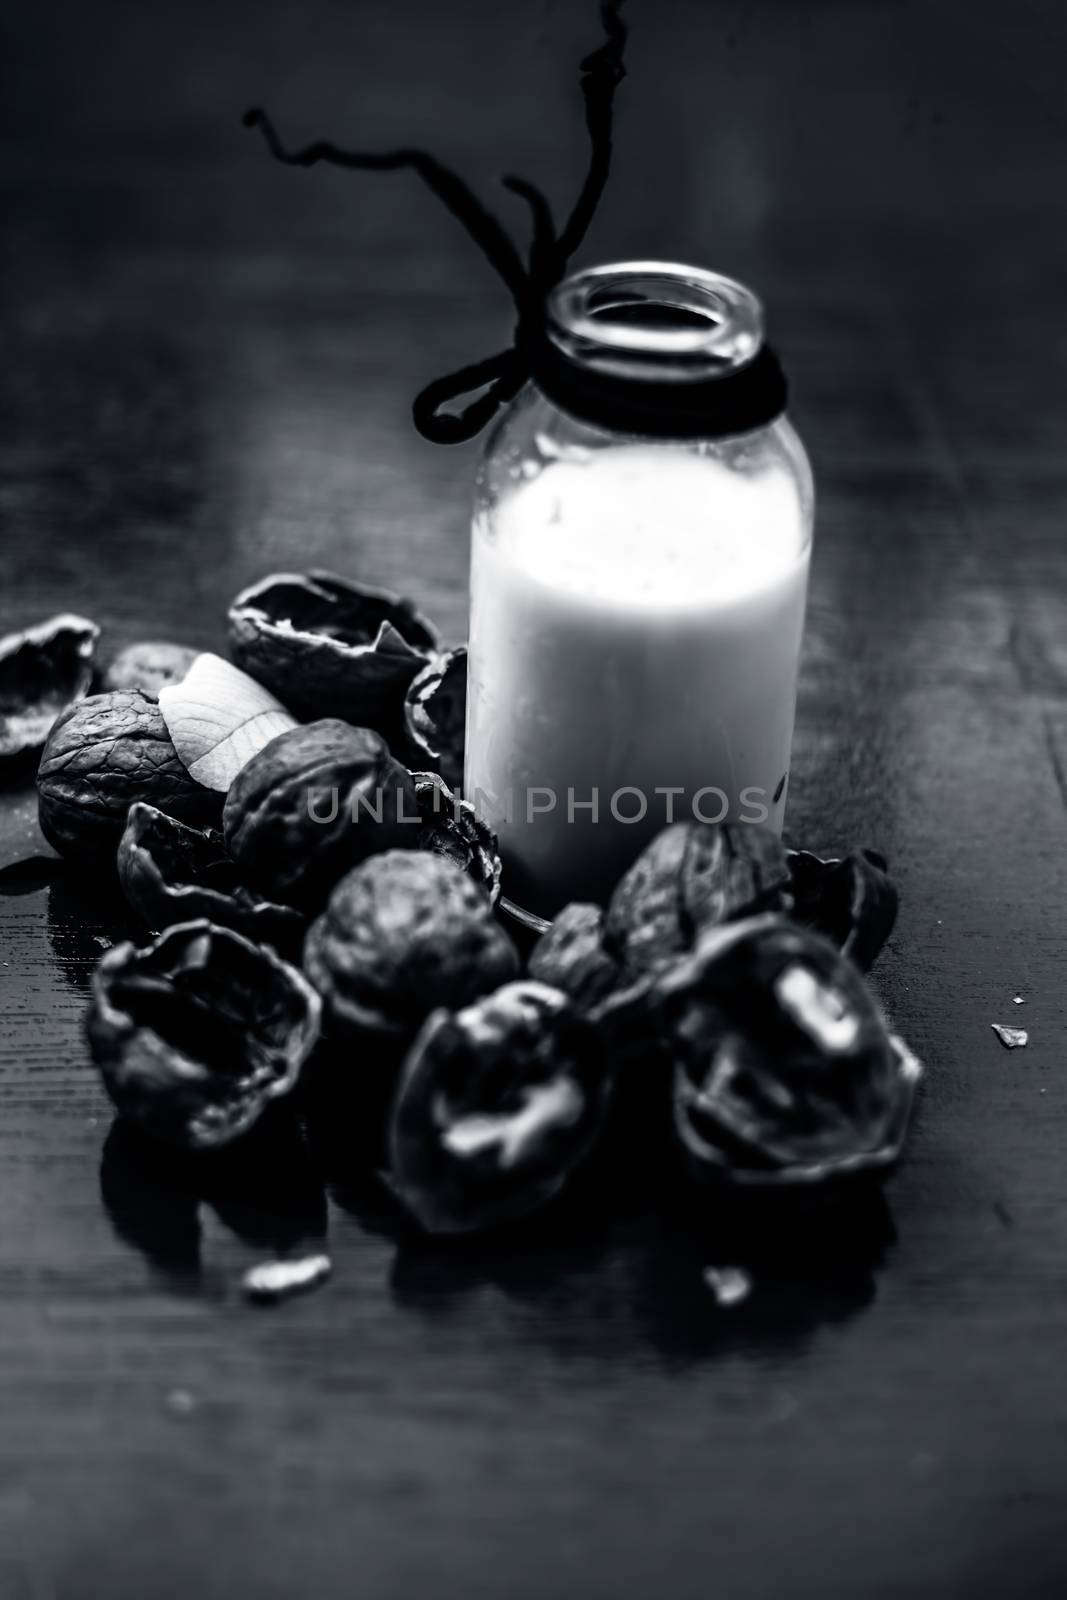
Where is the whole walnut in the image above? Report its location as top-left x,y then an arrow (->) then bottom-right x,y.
605,821 -> 792,978
304,849 -> 519,1049
37,690 -> 220,866
223,720 -> 419,910
528,902 -> 623,1012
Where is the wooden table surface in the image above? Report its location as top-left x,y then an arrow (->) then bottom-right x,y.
3,1 -> 1066,1595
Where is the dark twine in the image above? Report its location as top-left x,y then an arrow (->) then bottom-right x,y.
244,2 -> 787,443
243,1 -> 629,445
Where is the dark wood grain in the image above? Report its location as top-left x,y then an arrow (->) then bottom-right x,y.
3,2 -> 1067,1596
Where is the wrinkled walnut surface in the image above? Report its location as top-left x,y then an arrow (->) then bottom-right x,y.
303,849 -> 518,1044
605,821 -> 792,978
37,690 -> 220,864
223,719 -> 418,910
528,902 -> 622,1012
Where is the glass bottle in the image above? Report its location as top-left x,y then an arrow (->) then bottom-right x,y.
465,261 -> 814,920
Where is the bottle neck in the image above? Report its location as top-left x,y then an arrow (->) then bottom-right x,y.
526,261 -> 788,439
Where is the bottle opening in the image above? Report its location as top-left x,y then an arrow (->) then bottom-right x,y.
546,261 -> 764,384
590,302 -> 714,332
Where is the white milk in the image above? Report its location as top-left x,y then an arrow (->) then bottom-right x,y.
465,444 -> 811,915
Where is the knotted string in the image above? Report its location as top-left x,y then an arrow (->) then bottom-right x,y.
243,0 -> 629,444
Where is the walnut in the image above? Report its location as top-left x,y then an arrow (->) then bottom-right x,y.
412,770 -> 501,903
404,647 -> 466,793
389,980 -> 610,1233
659,915 -> 921,1187
605,821 -> 792,977
528,902 -> 622,1012
528,901 -> 670,1149
303,849 -> 518,1049
36,690 -> 220,865
87,920 -> 321,1150
227,570 -> 436,728
787,847 -> 898,970
222,720 -> 419,910
0,613 -> 98,760
118,802 -> 305,957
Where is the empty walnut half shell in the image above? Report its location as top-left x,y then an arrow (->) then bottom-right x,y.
787,847 -> 898,971
87,920 -> 321,1150
389,980 -> 611,1234
228,570 -> 437,727
659,915 -> 921,1188
0,613 -> 98,760
412,771 -> 501,904
605,821 -> 792,979
117,802 -> 305,957
404,647 -> 466,793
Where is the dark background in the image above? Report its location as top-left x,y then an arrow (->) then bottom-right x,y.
3,1 -> 1067,1595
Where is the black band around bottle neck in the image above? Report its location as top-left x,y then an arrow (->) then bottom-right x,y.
524,328 -> 789,440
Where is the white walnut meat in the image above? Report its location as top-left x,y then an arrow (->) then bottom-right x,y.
0,613 -> 98,760
412,771 -> 501,904
658,915 -> 920,1186
118,802 -> 305,957
227,570 -> 437,727
389,980 -> 611,1234
605,821 -> 792,978
303,849 -> 519,1049
404,647 -> 466,793
87,920 -> 321,1151
100,641 -> 199,700
36,690 -> 221,866
223,720 -> 419,911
